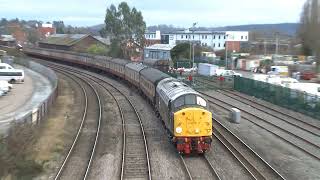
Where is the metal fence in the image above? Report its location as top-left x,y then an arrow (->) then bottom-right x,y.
234,76 -> 320,120
0,57 -> 58,134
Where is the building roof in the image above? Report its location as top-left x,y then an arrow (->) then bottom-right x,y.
93,36 -> 110,46
144,44 -> 175,51
0,35 -> 16,42
164,30 -> 227,35
39,34 -> 90,46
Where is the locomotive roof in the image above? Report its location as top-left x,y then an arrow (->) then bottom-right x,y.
156,78 -> 201,105
140,68 -> 170,84
110,58 -> 130,65
125,62 -> 148,72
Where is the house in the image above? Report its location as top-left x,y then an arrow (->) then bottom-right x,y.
38,23 -> 56,38
0,35 -> 16,47
144,31 -> 161,46
144,44 -> 175,60
38,34 -> 109,53
145,30 -> 249,52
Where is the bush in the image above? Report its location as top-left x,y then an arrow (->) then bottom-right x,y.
0,123 -> 42,178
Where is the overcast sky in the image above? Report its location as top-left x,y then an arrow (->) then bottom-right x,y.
0,0 -> 307,27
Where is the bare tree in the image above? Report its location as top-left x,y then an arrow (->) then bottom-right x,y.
299,0 -> 320,78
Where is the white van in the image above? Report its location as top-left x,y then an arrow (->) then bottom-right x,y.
0,63 -> 24,83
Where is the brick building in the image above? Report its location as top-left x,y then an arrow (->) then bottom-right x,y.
38,23 -> 56,38
6,23 -> 27,45
38,34 -> 108,53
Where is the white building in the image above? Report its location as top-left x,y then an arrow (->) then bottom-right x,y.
144,30 -> 161,41
145,30 -> 249,51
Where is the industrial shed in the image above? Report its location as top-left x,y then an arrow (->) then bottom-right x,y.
38,34 -> 108,53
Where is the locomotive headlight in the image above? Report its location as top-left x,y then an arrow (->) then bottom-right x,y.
176,127 -> 183,134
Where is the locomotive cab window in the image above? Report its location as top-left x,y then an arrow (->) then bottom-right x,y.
185,95 -> 196,105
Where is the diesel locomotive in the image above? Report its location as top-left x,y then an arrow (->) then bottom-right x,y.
23,47 -> 213,154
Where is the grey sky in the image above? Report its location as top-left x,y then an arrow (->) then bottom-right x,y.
0,0 -> 307,27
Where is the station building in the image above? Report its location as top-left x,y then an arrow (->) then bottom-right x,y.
38,34 -> 109,53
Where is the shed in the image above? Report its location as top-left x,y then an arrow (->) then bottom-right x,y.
144,44 -> 174,61
38,34 -> 108,53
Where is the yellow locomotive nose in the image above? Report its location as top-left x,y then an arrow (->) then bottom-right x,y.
174,108 -> 212,137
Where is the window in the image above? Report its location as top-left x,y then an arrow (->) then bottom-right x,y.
181,35 -> 183,39
224,43 -> 226,47
213,43 -> 215,47
174,96 -> 184,108
205,35 -> 207,39
219,35 -> 221,39
0,72 -> 23,76
213,35 -> 216,39
205,43 -> 207,46
185,95 -> 196,105
186,35 -> 188,39
0,66 -> 5,69
224,36 -> 226,39
245,36 -> 248,39
193,35 -> 194,39
218,43 -> 220,47
241,36 -> 243,40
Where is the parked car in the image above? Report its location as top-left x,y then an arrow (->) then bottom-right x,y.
216,69 -> 242,77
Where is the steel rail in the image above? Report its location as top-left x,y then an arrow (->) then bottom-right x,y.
45,62 -> 152,180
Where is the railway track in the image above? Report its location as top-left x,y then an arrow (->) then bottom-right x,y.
204,93 -> 320,160
180,155 -> 221,180
212,118 -> 285,180
219,89 -> 320,136
52,69 -> 102,180
196,78 -> 320,136
43,62 -> 152,179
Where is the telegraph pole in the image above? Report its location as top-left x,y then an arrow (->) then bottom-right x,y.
275,32 -> 279,55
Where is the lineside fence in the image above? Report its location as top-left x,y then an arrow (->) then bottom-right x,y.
0,57 -> 58,134
234,76 -> 320,120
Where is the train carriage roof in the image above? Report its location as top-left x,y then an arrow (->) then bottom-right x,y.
110,58 -> 130,65
125,62 -> 148,72
156,78 -> 201,106
140,68 -> 170,84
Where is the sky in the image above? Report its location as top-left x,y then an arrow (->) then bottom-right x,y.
0,0 -> 307,27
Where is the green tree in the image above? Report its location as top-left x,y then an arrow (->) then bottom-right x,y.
27,29 -> 40,44
53,21 -> 65,34
298,0 -> 320,76
104,2 -> 146,58
86,44 -> 109,56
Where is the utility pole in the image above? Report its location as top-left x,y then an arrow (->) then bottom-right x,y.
275,32 -> 279,55
264,40 -> 267,55
189,22 -> 197,68
225,34 -> 229,69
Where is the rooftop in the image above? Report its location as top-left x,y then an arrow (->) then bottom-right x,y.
144,44 -> 175,51
39,34 -> 110,46
40,34 -> 89,46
